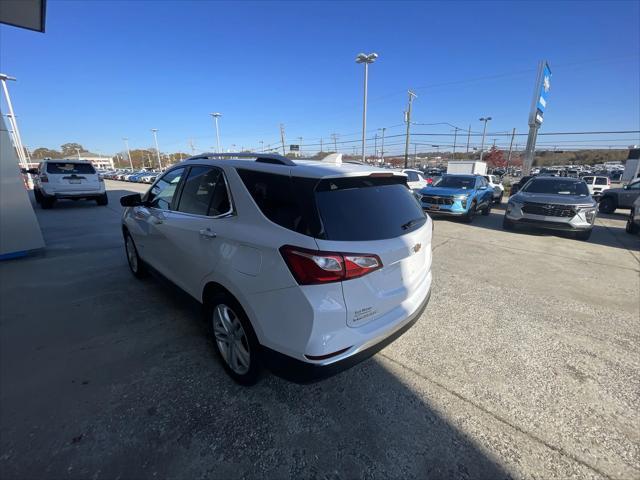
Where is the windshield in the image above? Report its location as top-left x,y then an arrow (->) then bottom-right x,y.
522,178 -> 589,196
434,176 -> 476,189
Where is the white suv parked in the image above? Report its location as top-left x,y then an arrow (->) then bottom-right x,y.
32,160 -> 107,209
581,175 -> 610,200
120,153 -> 433,384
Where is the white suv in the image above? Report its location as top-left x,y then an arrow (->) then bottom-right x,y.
33,160 -> 107,209
120,153 -> 433,384
581,175 -> 610,200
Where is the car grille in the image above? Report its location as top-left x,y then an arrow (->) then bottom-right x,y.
522,202 -> 576,217
421,195 -> 453,206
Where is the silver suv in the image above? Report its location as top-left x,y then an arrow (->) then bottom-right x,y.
503,176 -> 597,240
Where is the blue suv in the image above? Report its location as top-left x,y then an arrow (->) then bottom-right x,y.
418,174 -> 494,223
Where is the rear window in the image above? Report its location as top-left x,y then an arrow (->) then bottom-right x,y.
46,162 -> 96,175
405,171 -> 419,182
595,177 -> 608,185
315,177 -> 426,241
238,169 -> 424,241
583,176 -> 594,184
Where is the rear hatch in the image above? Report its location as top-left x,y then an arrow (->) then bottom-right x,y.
312,175 -> 431,327
46,162 -> 100,191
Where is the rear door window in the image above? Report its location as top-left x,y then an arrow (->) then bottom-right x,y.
583,176 -> 594,184
176,166 -> 230,216
595,177 -> 608,185
406,171 -> 419,182
46,162 -> 96,175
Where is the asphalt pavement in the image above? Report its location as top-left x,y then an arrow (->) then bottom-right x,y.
1,180 -> 638,479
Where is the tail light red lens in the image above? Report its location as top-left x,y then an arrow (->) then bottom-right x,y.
427,178 -> 433,184
280,245 -> 382,285
40,174 -> 48,183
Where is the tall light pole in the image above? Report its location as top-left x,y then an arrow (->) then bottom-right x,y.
151,128 -> 163,169
210,113 -> 222,153
403,90 -> 417,168
123,137 -> 133,170
479,117 -> 492,161
355,52 -> 378,163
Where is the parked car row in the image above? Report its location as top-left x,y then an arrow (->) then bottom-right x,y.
100,169 -> 160,184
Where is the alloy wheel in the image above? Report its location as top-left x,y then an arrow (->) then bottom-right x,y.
212,304 -> 251,375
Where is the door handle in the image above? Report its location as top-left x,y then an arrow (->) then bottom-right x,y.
199,228 -> 217,239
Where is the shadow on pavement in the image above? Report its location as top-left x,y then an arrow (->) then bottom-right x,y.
1,188 -> 512,479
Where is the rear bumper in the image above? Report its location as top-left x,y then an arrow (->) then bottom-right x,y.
40,189 -> 104,199
262,287 -> 431,383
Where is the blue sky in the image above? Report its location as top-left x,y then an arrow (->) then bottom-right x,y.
1,0 -> 639,156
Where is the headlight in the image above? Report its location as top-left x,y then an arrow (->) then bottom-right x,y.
579,207 -> 597,223
453,194 -> 470,200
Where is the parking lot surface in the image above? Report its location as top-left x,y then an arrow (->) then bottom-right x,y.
1,180 -> 639,479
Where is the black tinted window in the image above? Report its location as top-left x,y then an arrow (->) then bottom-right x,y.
406,171 -> 419,182
315,178 -> 426,241
238,169 -> 320,236
435,176 -> 476,189
46,162 -> 95,175
147,168 -> 185,210
177,166 -> 230,216
522,179 -> 589,196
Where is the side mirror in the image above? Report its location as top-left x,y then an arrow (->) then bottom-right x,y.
120,193 -> 143,207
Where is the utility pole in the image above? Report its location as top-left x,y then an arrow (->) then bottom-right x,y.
466,124 -> 471,153
151,128 -> 163,169
320,137 -> 323,152
478,117 -> 492,162
452,127 -> 459,161
259,140 -> 264,152
76,148 -> 81,160
374,133 -> 378,163
298,137 -> 303,156
331,133 -> 339,152
280,124 -> 286,155
403,90 -> 417,168
506,128 -> 516,172
189,138 -> 195,154
379,127 -> 386,163
123,138 -> 133,170
413,143 -> 417,168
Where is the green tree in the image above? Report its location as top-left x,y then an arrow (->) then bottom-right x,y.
31,147 -> 62,160
60,143 -> 85,156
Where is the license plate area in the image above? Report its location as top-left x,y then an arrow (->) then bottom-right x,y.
69,179 -> 81,184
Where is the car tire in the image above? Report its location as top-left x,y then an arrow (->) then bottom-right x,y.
482,201 -> 491,216
41,197 -> 55,209
33,188 -> 42,204
598,197 -> 616,214
502,216 -> 515,230
575,229 -> 592,241
96,193 -> 109,206
206,292 -> 262,386
124,232 -> 147,278
462,202 -> 476,223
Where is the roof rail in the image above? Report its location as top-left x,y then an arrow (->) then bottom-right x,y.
185,152 -> 296,167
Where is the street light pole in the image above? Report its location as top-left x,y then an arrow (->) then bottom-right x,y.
355,52 -> 378,163
403,90 -> 417,168
123,137 -> 133,170
210,113 -> 222,153
478,117 -> 492,162
151,128 -> 163,169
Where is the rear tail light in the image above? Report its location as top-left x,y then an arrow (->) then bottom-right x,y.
427,178 -> 433,184
40,174 -> 48,183
279,245 -> 382,285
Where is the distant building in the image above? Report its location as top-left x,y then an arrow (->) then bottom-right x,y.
66,155 -> 114,170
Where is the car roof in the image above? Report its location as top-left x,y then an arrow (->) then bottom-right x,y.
182,153 -> 407,180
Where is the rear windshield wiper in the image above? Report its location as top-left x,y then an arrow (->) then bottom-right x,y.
401,218 -> 424,230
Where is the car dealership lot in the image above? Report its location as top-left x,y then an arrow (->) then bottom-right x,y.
1,180 -> 638,479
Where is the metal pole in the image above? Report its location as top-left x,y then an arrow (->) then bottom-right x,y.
523,125 -> 539,173
320,137 -> 323,152
466,124 -> 471,153
331,133 -> 338,152
123,138 -> 133,170
76,148 -> 81,160
414,143 -> 417,168
259,140 -> 264,152
403,90 -> 417,169
479,117 -> 491,162
280,124 -> 286,155
452,127 -> 458,161
374,133 -> 378,163
298,137 -> 303,156
151,129 -> 163,169
380,127 -> 386,162
361,62 -> 369,162
0,78 -> 27,167
506,127 -> 515,172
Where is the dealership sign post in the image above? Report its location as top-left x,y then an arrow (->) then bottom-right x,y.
523,61 -> 551,174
